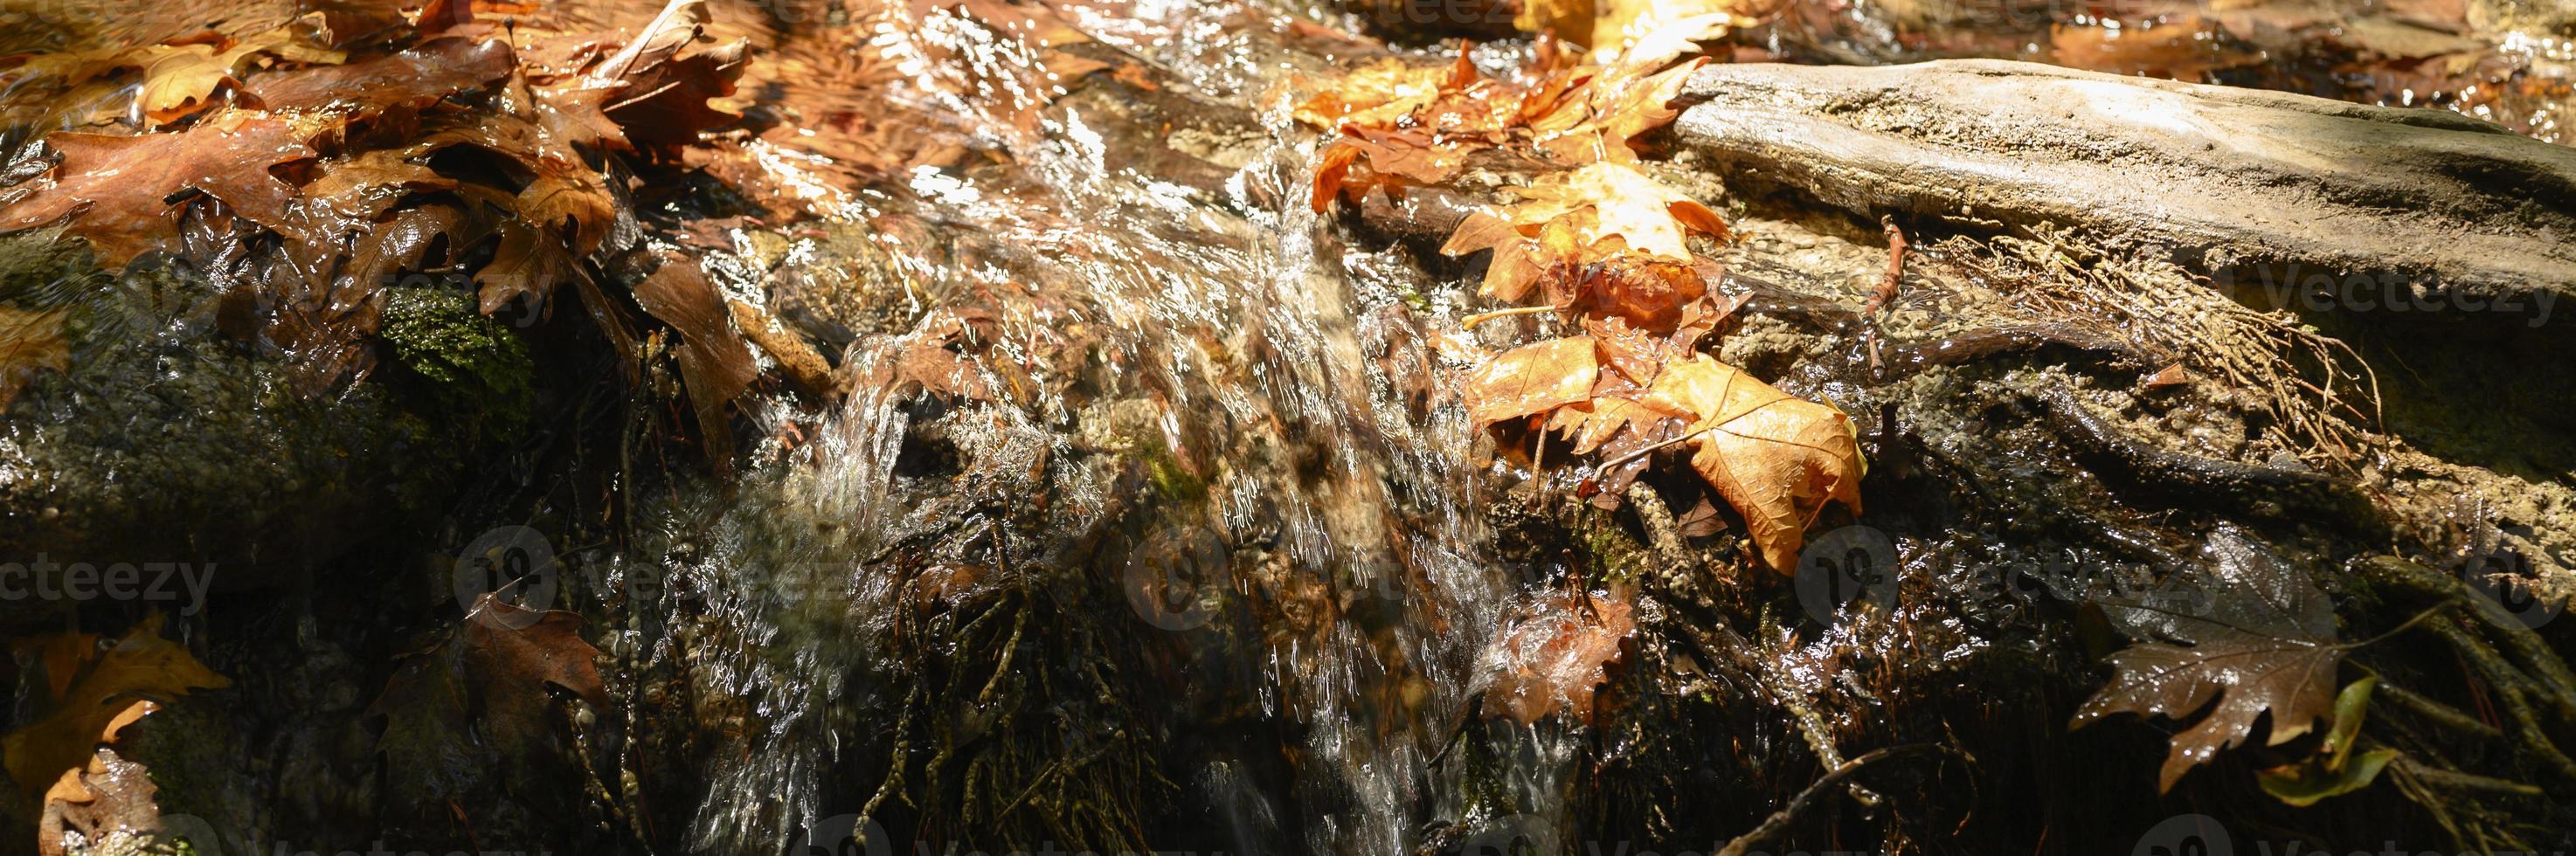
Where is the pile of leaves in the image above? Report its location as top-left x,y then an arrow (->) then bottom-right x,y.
1294,20 -> 1863,576
0,0 -> 751,397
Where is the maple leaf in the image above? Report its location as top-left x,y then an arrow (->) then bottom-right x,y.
1484,587 -> 1637,723
1309,128 -> 1465,212
1638,356 -> 1864,572
1464,335 -> 1599,428
2073,526 -> 2346,792
0,114 -> 317,267
2,614 -> 231,803
0,305 -> 70,413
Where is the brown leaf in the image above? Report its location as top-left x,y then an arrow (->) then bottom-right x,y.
633,256 -> 758,409
369,593 -> 606,789
1484,587 -> 1636,723
0,115 -> 316,267
245,37 -> 515,118
3,614 -> 231,803
2074,527 -> 2345,792
1639,356 -> 1864,572
1464,335 -> 1598,427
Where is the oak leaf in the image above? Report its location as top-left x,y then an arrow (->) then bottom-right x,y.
1638,356 -> 1864,572
2074,526 -> 2345,792
0,114 -> 316,267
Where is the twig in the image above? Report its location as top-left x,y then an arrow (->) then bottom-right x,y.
1461,304 -> 1560,329
1714,744 -> 1956,856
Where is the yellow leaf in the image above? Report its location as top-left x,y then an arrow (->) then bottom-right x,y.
3,615 -> 231,801
1641,356 -> 1865,573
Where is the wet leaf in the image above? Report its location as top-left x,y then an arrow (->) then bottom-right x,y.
1463,335 -> 1598,427
2257,677 -> 2398,806
2074,527 -> 2344,792
1484,587 -> 1636,723
370,594 -> 607,799
2,615 -> 231,803
1639,356 -> 1865,572
0,114 -> 316,267
244,36 -> 515,118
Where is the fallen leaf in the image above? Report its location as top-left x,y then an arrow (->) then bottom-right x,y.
1639,356 -> 1865,572
370,593 -> 606,802
1464,335 -> 1599,427
244,36 -> 515,118
0,114 -> 317,267
2258,676 -> 2399,805
1484,587 -> 1636,723
2074,526 -> 2345,792
2,614 -> 231,803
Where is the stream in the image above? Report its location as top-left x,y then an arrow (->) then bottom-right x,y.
3,0 -> 2573,853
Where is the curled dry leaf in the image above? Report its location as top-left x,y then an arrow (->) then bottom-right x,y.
2074,526 -> 2345,791
1638,356 -> 1865,572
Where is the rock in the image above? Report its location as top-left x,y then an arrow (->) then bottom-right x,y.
1672,59 -> 2576,321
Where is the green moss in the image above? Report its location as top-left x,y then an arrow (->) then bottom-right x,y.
379,286 -> 535,437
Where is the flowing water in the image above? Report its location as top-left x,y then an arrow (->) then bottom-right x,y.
10,0 -> 2573,852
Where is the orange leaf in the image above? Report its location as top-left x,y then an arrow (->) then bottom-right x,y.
1464,336 -> 1598,427
1641,356 -> 1865,573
